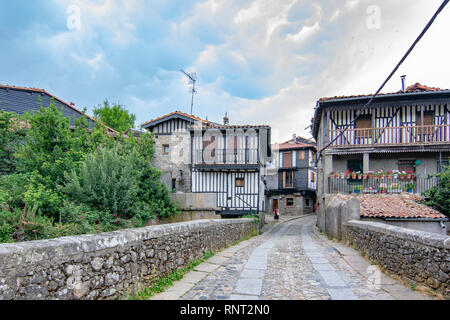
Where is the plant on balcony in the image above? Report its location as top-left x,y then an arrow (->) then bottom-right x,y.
356,171 -> 362,180
378,183 -> 388,193
353,185 -> 362,194
404,182 -> 415,193
345,169 -> 351,179
351,171 -> 357,179
386,171 -> 393,180
329,171 -> 336,179
391,183 -> 401,193
367,170 -> 374,179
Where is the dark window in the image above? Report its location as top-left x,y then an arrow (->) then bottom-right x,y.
305,199 -> 311,207
286,198 -> 294,207
163,145 -> 169,155
172,179 -> 176,190
283,170 -> 294,188
398,160 -> 415,173
437,159 -> 449,173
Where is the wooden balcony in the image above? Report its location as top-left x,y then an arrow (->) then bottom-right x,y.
193,148 -> 259,165
329,124 -> 450,148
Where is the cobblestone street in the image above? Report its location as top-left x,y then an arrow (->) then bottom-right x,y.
151,215 -> 436,300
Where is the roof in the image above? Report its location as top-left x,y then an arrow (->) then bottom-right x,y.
0,84 -> 118,135
318,83 -> 450,102
141,110 -> 214,128
312,83 -> 450,139
273,138 -> 316,151
336,194 -> 447,220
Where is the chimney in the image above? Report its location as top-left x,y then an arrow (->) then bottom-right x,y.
223,112 -> 229,125
401,75 -> 406,92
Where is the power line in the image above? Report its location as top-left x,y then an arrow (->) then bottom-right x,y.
316,0 -> 449,162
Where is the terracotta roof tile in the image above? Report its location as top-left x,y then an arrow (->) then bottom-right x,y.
318,83 -> 449,102
336,194 -> 446,220
140,110 -> 212,127
273,138 -> 316,151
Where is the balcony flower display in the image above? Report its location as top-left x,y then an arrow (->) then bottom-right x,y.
329,171 -> 336,179
345,169 -> 351,179
356,171 -> 362,179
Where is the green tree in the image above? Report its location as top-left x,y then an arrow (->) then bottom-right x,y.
93,100 -> 136,134
0,111 -> 26,175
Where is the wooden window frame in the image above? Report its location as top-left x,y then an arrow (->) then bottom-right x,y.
283,151 -> 293,168
163,144 -> 170,155
235,177 -> 245,187
282,170 -> 294,188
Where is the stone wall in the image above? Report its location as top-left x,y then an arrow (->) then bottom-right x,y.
0,219 -> 257,300
346,220 -> 450,299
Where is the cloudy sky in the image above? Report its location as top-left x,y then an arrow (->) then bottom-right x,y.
1,0 -> 449,142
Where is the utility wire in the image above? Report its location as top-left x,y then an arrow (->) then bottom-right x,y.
316,0 -> 449,162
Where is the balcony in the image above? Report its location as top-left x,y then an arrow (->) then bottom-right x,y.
329,124 -> 450,148
193,148 -> 259,166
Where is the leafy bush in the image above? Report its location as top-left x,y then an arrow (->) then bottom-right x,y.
61,146 -> 139,218
0,99 -> 179,243
421,166 -> 450,216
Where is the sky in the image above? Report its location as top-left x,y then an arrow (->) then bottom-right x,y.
1,0 -> 450,142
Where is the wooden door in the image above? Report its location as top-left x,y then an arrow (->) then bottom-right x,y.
272,199 -> 278,212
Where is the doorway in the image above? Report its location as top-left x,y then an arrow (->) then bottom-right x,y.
272,199 -> 279,213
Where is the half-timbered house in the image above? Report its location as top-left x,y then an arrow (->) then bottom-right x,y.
265,136 -> 317,216
190,120 -> 272,217
312,82 -> 450,199
141,111 -> 217,193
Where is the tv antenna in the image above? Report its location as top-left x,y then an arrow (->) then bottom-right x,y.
180,69 -> 197,117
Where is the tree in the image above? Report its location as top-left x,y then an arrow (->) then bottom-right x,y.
93,100 -> 136,134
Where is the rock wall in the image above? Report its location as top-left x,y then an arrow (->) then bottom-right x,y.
0,219 -> 257,300
346,220 -> 450,299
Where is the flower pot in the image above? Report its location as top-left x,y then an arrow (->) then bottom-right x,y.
329,174 -> 335,179
387,175 -> 392,180
407,174 -> 411,179
358,175 -> 362,180
380,175 -> 385,180
363,175 -> 367,180
399,175 -> 404,180
352,174 -> 356,179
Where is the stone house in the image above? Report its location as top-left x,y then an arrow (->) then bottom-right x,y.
141,111 -> 215,193
265,136 -> 317,216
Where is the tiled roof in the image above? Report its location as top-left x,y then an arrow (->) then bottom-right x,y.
273,138 -> 316,151
318,83 -> 450,102
206,124 -> 271,129
0,84 -> 118,135
140,110 -> 213,127
336,194 -> 447,220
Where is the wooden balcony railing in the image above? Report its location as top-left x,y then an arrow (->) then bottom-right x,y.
329,124 -> 450,148
194,148 -> 259,165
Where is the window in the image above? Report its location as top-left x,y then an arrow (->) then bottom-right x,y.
298,151 -> 305,160
417,111 -> 434,134
286,198 -> 294,207
283,151 -> 292,168
437,159 -> 449,173
282,170 -> 294,188
311,171 -> 316,183
163,145 -> 170,155
172,179 -> 176,191
398,160 -> 415,173
235,177 -> 245,187
355,115 -> 372,138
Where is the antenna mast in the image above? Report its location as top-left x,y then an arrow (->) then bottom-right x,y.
180,69 -> 197,117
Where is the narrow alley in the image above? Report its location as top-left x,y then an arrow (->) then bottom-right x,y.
151,215 -> 435,300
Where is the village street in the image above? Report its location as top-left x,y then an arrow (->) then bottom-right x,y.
151,215 -> 435,301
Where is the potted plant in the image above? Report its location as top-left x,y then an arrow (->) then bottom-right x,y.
329,171 -> 336,179
367,170 -> 374,179
386,171 -> 392,180
353,185 -> 362,194
404,182 -> 415,193
379,170 -> 386,180
345,169 -> 351,179
406,170 -> 412,180
351,171 -> 357,179
378,183 -> 388,193
399,171 -> 406,180
356,171 -> 362,180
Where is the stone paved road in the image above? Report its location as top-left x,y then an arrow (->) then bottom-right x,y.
151,215 -> 435,300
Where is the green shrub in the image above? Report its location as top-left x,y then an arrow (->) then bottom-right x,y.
61,146 -> 140,218
421,166 -> 450,216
